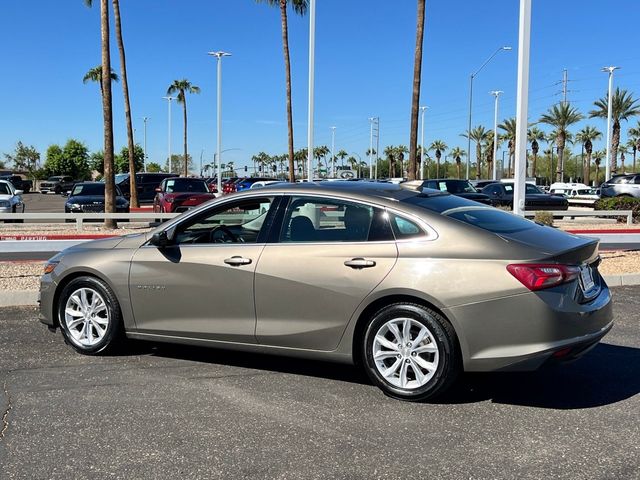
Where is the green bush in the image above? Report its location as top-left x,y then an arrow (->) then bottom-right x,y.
594,196 -> 640,223
534,211 -> 554,226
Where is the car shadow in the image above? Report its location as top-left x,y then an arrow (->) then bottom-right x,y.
442,343 -> 640,409
141,341 -> 640,409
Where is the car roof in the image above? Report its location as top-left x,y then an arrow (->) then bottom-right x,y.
233,180 -> 450,208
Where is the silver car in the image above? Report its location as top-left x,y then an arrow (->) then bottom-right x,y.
600,174 -> 640,198
39,182 -> 613,401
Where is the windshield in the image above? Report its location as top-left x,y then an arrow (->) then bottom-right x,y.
115,173 -> 129,184
429,180 -> 477,194
502,184 -> 542,194
47,176 -> 62,181
165,178 -> 208,193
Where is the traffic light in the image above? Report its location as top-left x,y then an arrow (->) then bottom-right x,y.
244,166 -> 248,172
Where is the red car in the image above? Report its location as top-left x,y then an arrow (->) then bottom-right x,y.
153,178 -> 217,213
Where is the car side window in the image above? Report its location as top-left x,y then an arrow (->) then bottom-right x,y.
634,176 -> 640,184
389,213 -> 425,240
280,196 -> 376,243
174,197 -> 273,245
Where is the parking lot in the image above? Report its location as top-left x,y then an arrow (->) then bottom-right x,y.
20,191 -> 67,214
0,286 -> 638,479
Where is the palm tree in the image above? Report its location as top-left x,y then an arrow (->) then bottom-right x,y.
86,0 -> 139,207
498,118 -> 517,178
575,126 -> 602,185
83,66 -> 119,89
483,131 -> 499,179
462,126 -> 490,179
589,88 -> 640,175
527,126 -> 546,178
294,148 -> 307,178
450,147 -> 466,179
383,145 -> 396,178
618,144 -> 629,173
167,80 -> 201,177
408,0 -> 426,180
257,0 -> 307,183
336,149 -> 348,169
429,140 -> 447,178
84,0 -> 117,229
539,103 -> 583,182
593,150 -> 605,185
395,145 -> 409,177
627,122 -> 640,172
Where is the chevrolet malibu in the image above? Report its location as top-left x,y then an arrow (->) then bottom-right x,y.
39,181 -> 613,401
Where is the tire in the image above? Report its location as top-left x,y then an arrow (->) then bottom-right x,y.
57,276 -> 125,355
361,303 -> 460,402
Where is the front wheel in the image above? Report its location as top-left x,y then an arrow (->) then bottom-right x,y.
57,276 -> 125,355
362,303 -> 460,402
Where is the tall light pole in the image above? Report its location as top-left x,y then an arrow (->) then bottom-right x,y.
208,51 -> 232,194
602,66 -> 619,181
162,96 -> 174,172
142,116 -> 149,172
466,45 -> 512,179
490,91 -> 503,180
330,126 -> 336,178
512,0 -> 531,217
368,117 -> 375,179
307,0 -> 316,182
419,106 -> 427,180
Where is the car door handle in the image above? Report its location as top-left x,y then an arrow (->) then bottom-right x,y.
224,256 -> 252,266
344,258 -> 376,269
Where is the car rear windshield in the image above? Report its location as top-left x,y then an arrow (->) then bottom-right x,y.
402,194 -> 535,234
72,184 -> 123,196
165,178 -> 208,193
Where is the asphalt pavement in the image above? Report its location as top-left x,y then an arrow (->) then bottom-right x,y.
1,287 -> 639,479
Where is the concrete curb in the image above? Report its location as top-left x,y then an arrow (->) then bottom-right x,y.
602,273 -> 640,287
0,291 -> 38,306
2,275 -> 640,307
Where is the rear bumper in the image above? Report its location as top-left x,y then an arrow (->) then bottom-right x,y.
444,282 -> 613,372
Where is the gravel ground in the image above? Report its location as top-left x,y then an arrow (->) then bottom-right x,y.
0,223 -> 152,236
2,250 -> 639,292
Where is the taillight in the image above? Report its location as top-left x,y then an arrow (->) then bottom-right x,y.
507,264 -> 580,291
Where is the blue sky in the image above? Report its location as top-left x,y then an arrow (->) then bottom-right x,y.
2,0 -> 640,171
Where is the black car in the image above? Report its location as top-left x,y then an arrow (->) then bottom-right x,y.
421,179 -> 494,205
64,182 -> 130,213
481,182 -> 569,210
115,172 -> 179,203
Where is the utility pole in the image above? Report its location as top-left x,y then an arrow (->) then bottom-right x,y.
419,106 -> 427,180
142,116 -> 149,172
208,51 -> 232,194
375,118 -> 380,179
307,0 -> 316,182
490,91 -> 503,181
513,0 -> 532,217
162,96 -> 174,172
330,126 -> 336,178
562,69 -> 568,105
603,66 -> 620,181
368,117 -> 375,179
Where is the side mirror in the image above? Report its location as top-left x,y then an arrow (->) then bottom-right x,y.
155,187 -> 162,193
14,189 -> 24,195
149,231 -> 171,248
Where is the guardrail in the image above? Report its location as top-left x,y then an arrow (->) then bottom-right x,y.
523,210 -> 634,225
0,212 -> 179,231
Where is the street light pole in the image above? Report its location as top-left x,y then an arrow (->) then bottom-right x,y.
513,0 -> 532,217
208,51 -> 232,194
162,96 -> 174,172
419,106 -> 427,180
142,116 -> 149,172
330,126 -> 336,178
307,0 -> 316,182
490,91 -> 503,181
466,46 -> 512,179
368,117 -> 374,180
602,66 -> 619,181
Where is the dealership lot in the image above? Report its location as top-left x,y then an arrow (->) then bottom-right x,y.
0,286 -> 638,479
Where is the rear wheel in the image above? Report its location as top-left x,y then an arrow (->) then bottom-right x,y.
54,185 -> 62,194
362,303 -> 460,401
57,276 -> 125,355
